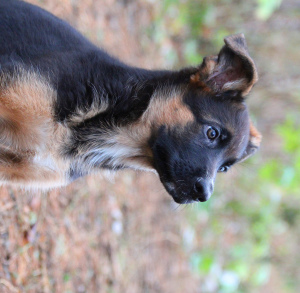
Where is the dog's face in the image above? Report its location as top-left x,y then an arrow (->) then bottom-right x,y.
151,92 -> 253,204
150,34 -> 261,204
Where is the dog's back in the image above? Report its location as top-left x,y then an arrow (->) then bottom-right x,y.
0,0 -> 92,59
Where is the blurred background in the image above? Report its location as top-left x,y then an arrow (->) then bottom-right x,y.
0,0 -> 300,292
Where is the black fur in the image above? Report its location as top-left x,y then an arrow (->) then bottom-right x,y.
0,0 -> 194,123
0,0 -> 261,203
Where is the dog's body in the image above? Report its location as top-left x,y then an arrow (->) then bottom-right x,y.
0,0 -> 261,203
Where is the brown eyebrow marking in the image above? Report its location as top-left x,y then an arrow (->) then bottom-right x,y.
249,121 -> 262,147
111,88 -> 195,169
142,88 -> 195,128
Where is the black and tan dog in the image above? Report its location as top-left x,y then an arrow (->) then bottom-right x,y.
0,0 -> 261,203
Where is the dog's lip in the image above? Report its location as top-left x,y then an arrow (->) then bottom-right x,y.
164,182 -> 176,192
163,181 -> 199,204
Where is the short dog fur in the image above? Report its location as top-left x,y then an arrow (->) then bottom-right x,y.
0,0 -> 261,203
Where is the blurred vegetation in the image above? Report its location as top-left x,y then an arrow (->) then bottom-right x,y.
149,0 -> 283,67
149,0 -> 300,292
185,115 -> 300,293
256,0 -> 282,20
1,0 -> 299,292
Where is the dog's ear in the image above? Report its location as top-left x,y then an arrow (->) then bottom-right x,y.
239,121 -> 262,162
193,34 -> 258,96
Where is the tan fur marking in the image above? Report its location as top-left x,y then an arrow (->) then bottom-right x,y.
68,99 -> 110,125
249,121 -> 262,147
0,70 -> 71,188
113,88 -> 194,169
142,90 -> 194,127
0,148 -> 26,165
0,81 -> 52,150
190,72 -> 212,93
221,78 -> 248,92
190,72 -> 201,84
200,56 -> 218,78
113,125 -> 154,169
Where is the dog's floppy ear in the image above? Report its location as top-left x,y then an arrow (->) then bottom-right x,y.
239,121 -> 262,162
195,34 -> 258,96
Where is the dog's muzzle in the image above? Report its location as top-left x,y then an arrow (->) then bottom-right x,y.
164,177 -> 214,204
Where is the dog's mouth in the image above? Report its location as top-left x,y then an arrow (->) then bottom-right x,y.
162,180 -> 212,204
151,132 -> 215,204
163,182 -> 192,204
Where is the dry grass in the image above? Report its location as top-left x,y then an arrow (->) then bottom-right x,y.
0,172 -> 198,292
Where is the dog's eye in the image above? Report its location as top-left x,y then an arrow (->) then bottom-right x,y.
207,127 -> 219,140
218,166 -> 229,173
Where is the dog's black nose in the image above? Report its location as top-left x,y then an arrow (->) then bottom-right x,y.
193,178 -> 212,202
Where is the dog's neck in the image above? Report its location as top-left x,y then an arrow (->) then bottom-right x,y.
54,50 -> 197,125
62,60 -> 195,175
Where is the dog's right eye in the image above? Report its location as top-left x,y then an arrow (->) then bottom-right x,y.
206,127 -> 219,140
218,166 -> 230,173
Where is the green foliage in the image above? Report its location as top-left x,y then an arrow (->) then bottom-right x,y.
260,116 -> 300,194
63,273 -> 71,282
191,251 -> 215,274
150,0 -> 280,67
147,1 -> 298,291
256,0 -> 282,20
149,0 -> 230,67
160,0 -> 214,37
185,115 -> 300,292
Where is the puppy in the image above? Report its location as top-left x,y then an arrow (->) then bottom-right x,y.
0,0 -> 261,203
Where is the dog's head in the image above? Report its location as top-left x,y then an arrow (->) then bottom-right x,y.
149,34 -> 261,204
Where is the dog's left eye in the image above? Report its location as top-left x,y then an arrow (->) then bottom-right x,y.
218,166 -> 229,172
206,127 -> 219,140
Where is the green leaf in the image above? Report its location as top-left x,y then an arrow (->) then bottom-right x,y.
63,273 -> 71,282
256,0 -> 282,20
252,265 -> 271,286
